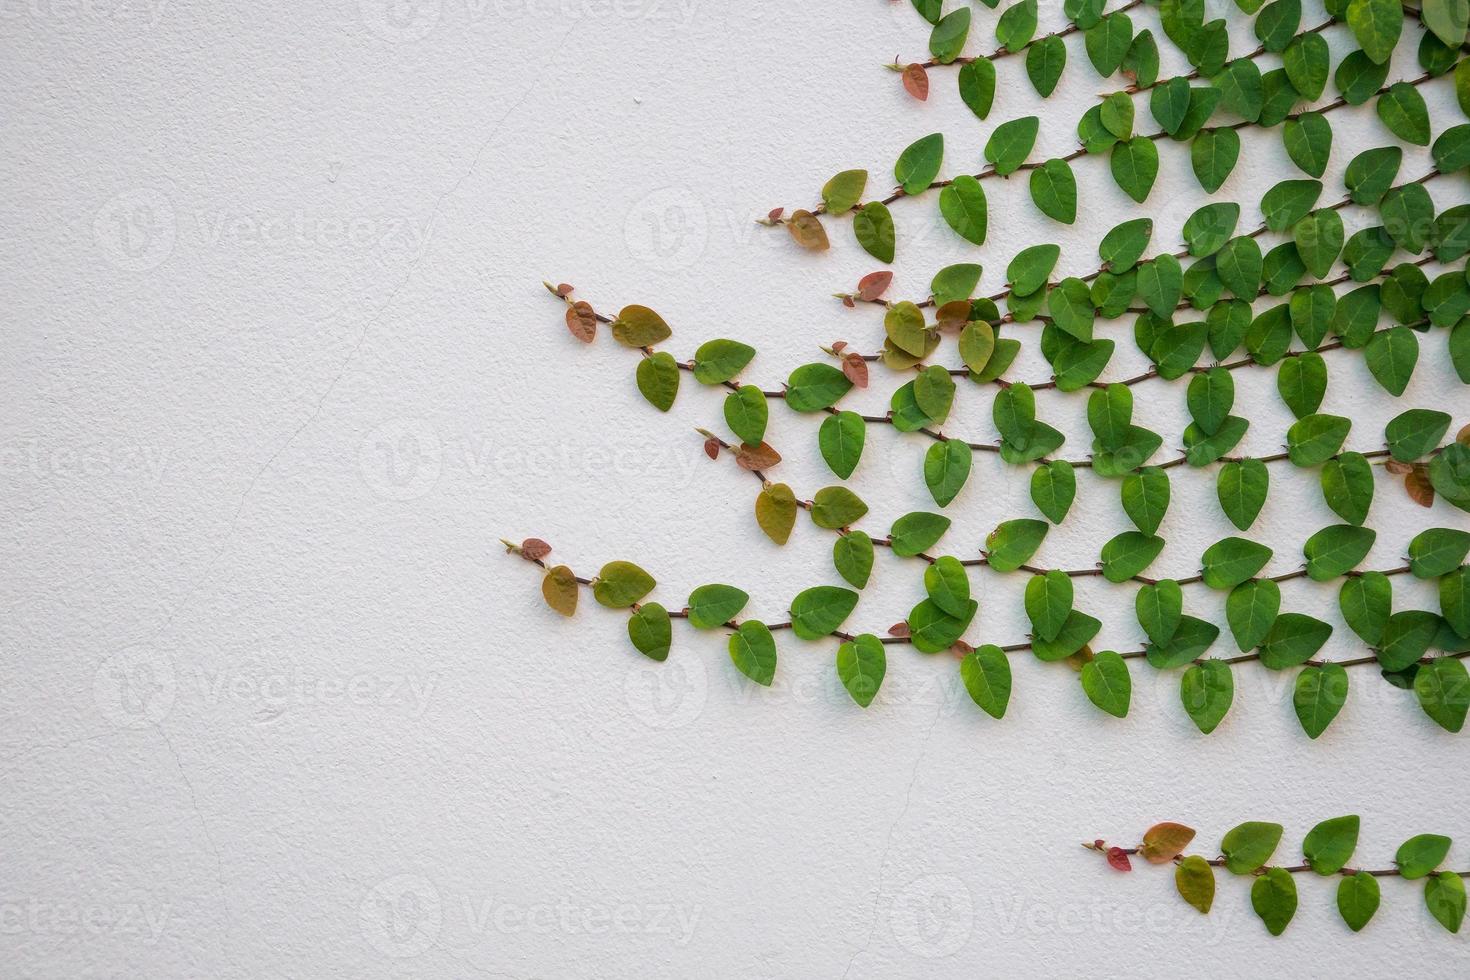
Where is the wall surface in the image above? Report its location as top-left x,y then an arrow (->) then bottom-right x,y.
4,0 -> 1470,976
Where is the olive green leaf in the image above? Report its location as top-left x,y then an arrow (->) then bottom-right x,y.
1344,227 -> 1394,281
1184,202 -> 1239,257
593,561 -> 656,609
987,116 -> 1040,176
1181,660 -> 1234,733
1114,136 -> 1161,201
836,634 -> 886,708
985,518 -> 1049,572
789,586 -> 859,641
1026,34 -> 1067,96
1321,451 -> 1374,525
834,530 -> 874,589
1031,460 -> 1076,524
1294,662 -> 1349,738
1398,834 -> 1454,879
821,169 -> 868,215
1252,867 -> 1298,936
692,339 -> 755,385
958,58 -> 997,119
1376,82 -> 1430,145
929,7 -> 971,63
1340,571 -> 1392,645
1348,0 -> 1403,64
1146,615 -> 1220,669
1287,413 -> 1350,466
1176,855 -> 1216,913
853,201 -> 896,263
908,597 -> 978,653
1338,872 -> 1381,932
890,512 -> 951,557
1414,657 -> 1470,731
729,620 -> 777,685
1261,178 -> 1321,232
786,362 -> 852,412
1260,613 -> 1333,669
1424,0 -> 1470,47
611,304 -> 672,347
1304,815 -> 1360,875
961,644 -> 1013,718
885,301 -> 928,359
1227,579 -> 1280,652
1025,570 -> 1074,643
1081,651 -> 1131,718
1222,821 -> 1284,874
1345,145 -> 1401,205
1121,467 -> 1170,535
628,602 -> 672,661
725,385 -> 768,446
541,565 -> 579,617
1426,871 -> 1467,933
1365,325 -> 1419,396
755,483 -> 797,545
1283,111 -> 1332,178
687,584 -> 750,630
1201,537 -> 1272,590
959,320 -> 996,375
1409,528 -> 1470,578
895,133 -> 944,195
939,175 -> 988,244
924,439 -> 973,507
1030,158 -> 1077,223
1304,524 -> 1376,581
1217,459 -> 1269,530
810,486 -> 868,531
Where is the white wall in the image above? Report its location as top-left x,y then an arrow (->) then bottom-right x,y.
3,0 -> 1469,976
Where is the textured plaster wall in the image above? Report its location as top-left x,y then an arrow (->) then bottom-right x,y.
3,0 -> 1469,976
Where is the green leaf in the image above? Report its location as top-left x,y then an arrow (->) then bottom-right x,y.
1433,122 -> 1470,173
811,486 -> 869,530
958,321 -> 996,377
1260,66 -> 1301,124
1414,657 -> 1470,731
687,584 -> 749,630
1287,413 -> 1350,466
1218,57 -> 1264,121
1123,29 -> 1160,88
1341,571 -> 1392,645
1284,32 -> 1329,100
1223,821 -> 1284,874
924,555 -> 972,619
853,201 -> 896,263
890,512 -> 951,557
1256,0 -> 1302,51
958,58 -> 997,119
1261,178 -> 1321,232
610,304 -> 672,347
1294,662 -> 1349,738
728,620 -> 777,685
1031,460 -> 1076,524
1086,12 -> 1133,77
1227,579 -> 1280,651
836,634 -> 886,708
1260,613 -> 1333,669
1112,136 -> 1160,202
1209,298 -> 1252,359
1364,325 -> 1418,396
1283,111 -> 1332,178
1201,537 -> 1272,590
755,483 -> 797,544
1345,146 -> 1402,205
1304,815 -> 1360,875
1347,0 -> 1403,64
1384,184 -> 1436,254
1215,237 -> 1263,298
1289,285 -> 1335,349
1137,579 -> 1183,645
1175,855 -> 1216,912
985,518 -> 1048,572
1252,867 -> 1298,936
821,169 -> 868,215
1184,203 -> 1239,257
1087,383 -> 1132,451
1189,128 -> 1237,193
986,116 -> 1040,176
1398,834 -> 1453,879
693,339 -> 755,385
1338,872 -> 1381,932
1181,660 -> 1234,733
908,597 -> 977,654
1424,0 -> 1470,47
885,300 -> 929,358
1081,651 -> 1131,717
1147,615 -> 1221,669
1047,277 -> 1095,342
1430,443 -> 1470,511
928,7 -> 971,63
1188,367 -> 1234,435
1377,81 -> 1430,145
1276,352 -> 1326,419
1025,570 -> 1074,644
1122,467 -> 1170,535
939,175 -> 988,245
1099,92 -> 1134,138
1026,35 -> 1067,96
1030,158 -> 1077,223
1217,459 -> 1268,531
1136,254 -> 1183,318
818,410 -> 864,479
789,585 -> 859,641
961,644 -> 1013,718
1150,77 -> 1192,135
910,0 -> 941,24
593,560 -> 655,608
996,0 -> 1038,51
1321,452 -> 1374,526
1409,528 -> 1470,578
786,363 -> 852,412
914,364 -> 956,422
834,530 -> 874,589
924,439 -> 972,507
1442,567 -> 1470,637
1304,524 -> 1376,581
1100,531 -> 1165,582
1008,244 -> 1059,295
1336,48 -> 1391,105
724,386 -> 768,446
895,133 -> 943,196
1092,424 -> 1163,476
635,351 -> 680,411
1343,227 -> 1394,281
1031,610 -> 1101,661
1426,872 -> 1467,933
628,602 -> 672,661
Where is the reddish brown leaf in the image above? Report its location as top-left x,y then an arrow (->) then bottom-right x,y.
1385,460 -> 1413,475
842,352 -> 870,389
555,283 -> 574,298
842,296 -> 855,308
902,63 -> 929,101
786,210 -> 830,251
520,538 -> 552,561
768,207 -> 785,222
888,621 -> 911,638
1140,822 -> 1196,864
1406,467 -> 1435,507
565,301 -> 597,343
1459,424 -> 1470,446
935,300 -> 971,332
735,441 -> 782,471
703,438 -> 721,460
830,340 -> 848,354
1106,847 -> 1133,872
857,270 -> 894,301
951,639 -> 973,656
